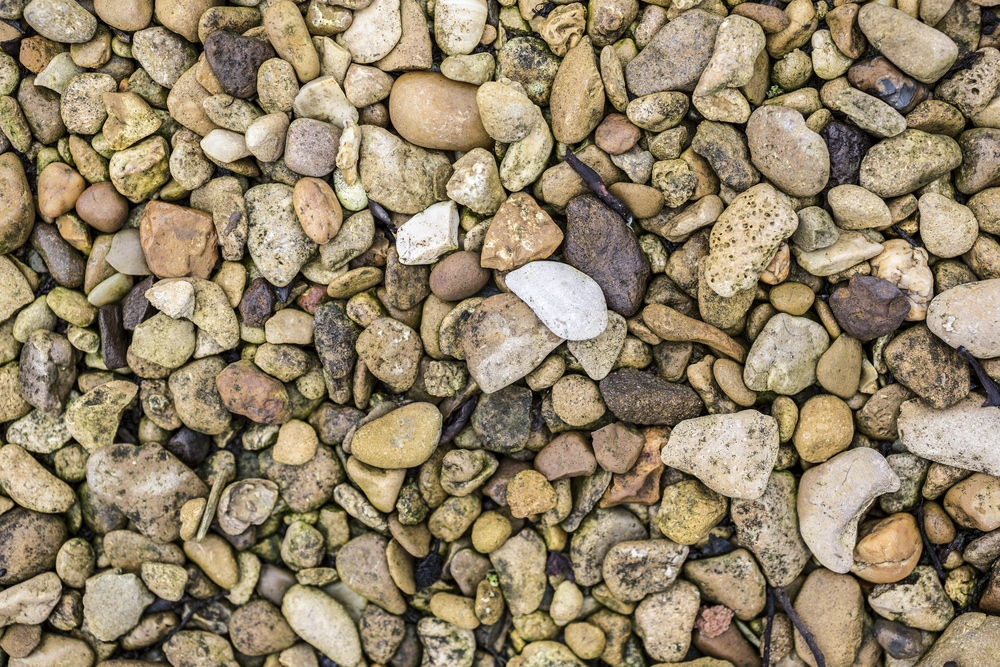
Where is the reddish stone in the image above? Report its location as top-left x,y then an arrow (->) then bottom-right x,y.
533,432 -> 598,481
296,283 -> 329,314
139,201 -> 219,279
599,427 -> 667,507
216,361 -> 291,424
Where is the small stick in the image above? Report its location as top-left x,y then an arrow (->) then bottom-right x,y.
368,200 -> 397,241
562,150 -> 635,225
762,586 -> 775,666
773,587 -> 826,667
957,346 -> 1000,407
914,501 -> 947,581
890,224 -> 921,248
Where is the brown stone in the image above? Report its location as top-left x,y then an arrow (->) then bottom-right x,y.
944,473 -> 1000,532
732,3 -> 791,33
215,360 -> 292,424
591,422 -> 646,474
642,304 -> 747,363
19,37 -> 66,74
429,251 -> 490,302
828,275 -> 910,342
388,72 -> 493,152
293,177 -> 343,245
825,3 -> 866,58
140,201 -> 219,280
594,113 -> 641,155
480,193 -> 564,271
239,277 -> 275,328
37,163 -> 86,220
533,432 -> 598,481
847,56 -> 929,114
852,513 -> 922,583
76,182 -> 129,233
600,427 -> 667,507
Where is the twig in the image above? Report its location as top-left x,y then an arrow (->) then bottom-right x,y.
773,587 -> 826,667
440,395 -> 478,445
762,586 -> 775,666
562,150 -> 635,225
368,200 -> 397,241
957,346 -> 1000,407
890,224 -> 921,248
914,501 -> 947,581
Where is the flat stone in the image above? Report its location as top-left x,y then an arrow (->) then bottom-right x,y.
351,403 -> 442,469
480,193 -> 563,271
926,279 -> 1000,359
281,585 -> 363,666
396,200 -> 459,265
602,539 -> 688,602
624,10 -> 722,95
898,394 -> 1000,476
660,411 -> 779,500
858,4 -> 958,84
599,368 -> 703,426
743,313 -> 829,395
505,261 -> 608,341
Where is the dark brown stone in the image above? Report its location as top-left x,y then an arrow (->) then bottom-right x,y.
29,222 -> 86,288
564,194 -> 650,317
847,56 -> 929,114
594,113 -> 641,155
884,325 -> 970,409
204,32 -> 276,99
240,277 -> 275,327
599,368 -> 703,426
215,361 -> 292,424
384,246 -> 430,310
821,121 -> 872,188
123,275 -> 154,331
828,275 -> 911,342
99,304 -> 128,370
0,508 -> 66,585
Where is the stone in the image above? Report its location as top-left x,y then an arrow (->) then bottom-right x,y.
463,293 -> 563,393
926,279 -> 1000,358
83,571 -> 155,641
446,149 -> 505,216
551,36 -> 605,144
743,313 -> 829,394
602,539 -> 687,603
869,565 -> 955,631
65,380 -> 137,452
829,275 -> 910,341
793,569 -> 865,667
747,105 -> 829,196
480,193 -> 562,271
625,10 -> 723,95
505,261 -> 608,341
204,31 -> 274,99
633,582 -> 701,662
0,153 -> 33,255
246,184 -> 317,288
343,0 -> 402,64
731,471 -> 811,587
388,72 -> 492,152
853,513 -> 923,584
885,325 -> 970,409
858,4 -> 958,84
859,129 -> 962,198
792,395 -> 854,463
570,507 -> 646,586
661,411 -> 779,500
0,444 -> 74,514
703,184 -> 798,298
600,368 -> 702,426
919,193 -> 978,258
683,548 -> 766,622
359,125 -> 450,214
87,443 -> 208,543
396,200 -> 459,265
489,528 -> 547,616
352,403 -> 442,469
139,202 -> 218,280
798,448 -> 901,573
656,480 -> 728,545
281,585 -> 363,666
215,361 -> 292,424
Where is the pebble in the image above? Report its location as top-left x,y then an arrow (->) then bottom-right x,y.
599,368 -> 702,426
853,513 -> 922,584
396,200 -> 459,265
656,480 -> 727,545
0,444 -> 75,514
859,129 -> 962,197
869,565 -> 955,631
625,10 -> 722,96
246,183 -> 317,287
919,193 -> 978,258
798,448 -> 901,573
829,275 -> 910,341
633,581 -> 701,662
281,585 -> 363,666
24,0 -> 97,44
83,571 -> 154,641
793,569 -> 865,667
660,411 -> 779,499
743,313 -> 830,395
885,325 -> 970,409
489,528 -> 547,617
747,105 -> 829,196
389,72 -> 492,152
550,37 -> 605,144
351,402 -> 442,469
792,395 -> 854,463
505,261 -> 608,341
926,279 -> 1000,359
215,360 -> 292,424
858,4 -> 958,84
603,539 -> 687,602
480,193 -> 563,271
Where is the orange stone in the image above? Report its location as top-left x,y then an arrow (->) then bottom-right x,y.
19,36 -> 66,74
600,427 -> 667,507
139,201 -> 219,279
480,193 -> 564,271
388,71 -> 493,152
216,360 -> 292,425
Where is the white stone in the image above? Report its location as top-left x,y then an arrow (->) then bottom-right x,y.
281,584 -> 363,666
146,280 -> 195,320
661,411 -> 780,500
434,0 -> 488,56
342,0 -> 402,64
926,279 -> 1000,358
898,394 -> 1000,475
244,113 -> 289,163
396,200 -> 460,265
34,52 -> 84,95
200,129 -> 251,163
505,261 -> 609,341
292,76 -> 360,129
797,448 -> 900,573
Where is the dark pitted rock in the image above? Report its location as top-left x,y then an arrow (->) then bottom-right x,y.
239,277 -> 276,328
599,368 -> 702,426
99,305 -> 128,371
0,508 -> 66,585
828,275 -> 911,342
204,32 -> 276,99
216,360 -> 292,424
691,121 -> 760,192
472,386 -> 533,455
30,222 -> 86,288
885,325 -> 970,409
260,444 -> 343,513
313,301 -> 361,382
123,276 -> 154,331
624,10 -> 723,95
564,194 -> 650,317
87,443 -> 208,543
821,121 -> 872,188
847,56 -> 929,114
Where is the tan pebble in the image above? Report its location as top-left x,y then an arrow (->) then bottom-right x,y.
38,162 -> 86,219
551,374 -> 606,427
471,511 -> 512,553
506,470 -> 557,519
565,622 -> 606,660
923,500 -> 956,545
769,281 -> 815,315
792,394 -> 854,463
713,358 -> 757,407
944,473 -> 1000,532
179,497 -> 206,542
293,177 -> 343,244
429,592 -> 480,629
852,512 -> 922,583
274,420 -> 319,466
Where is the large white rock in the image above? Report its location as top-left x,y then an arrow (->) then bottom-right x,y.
926,279 -> 1000,359
797,448 -> 900,573
200,129 -> 251,163
661,411 -> 780,499
342,0 -> 402,63
396,200 -> 460,265
281,585 -> 363,666
292,76 -> 360,128
898,394 -> 1000,475
505,261 -> 609,341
